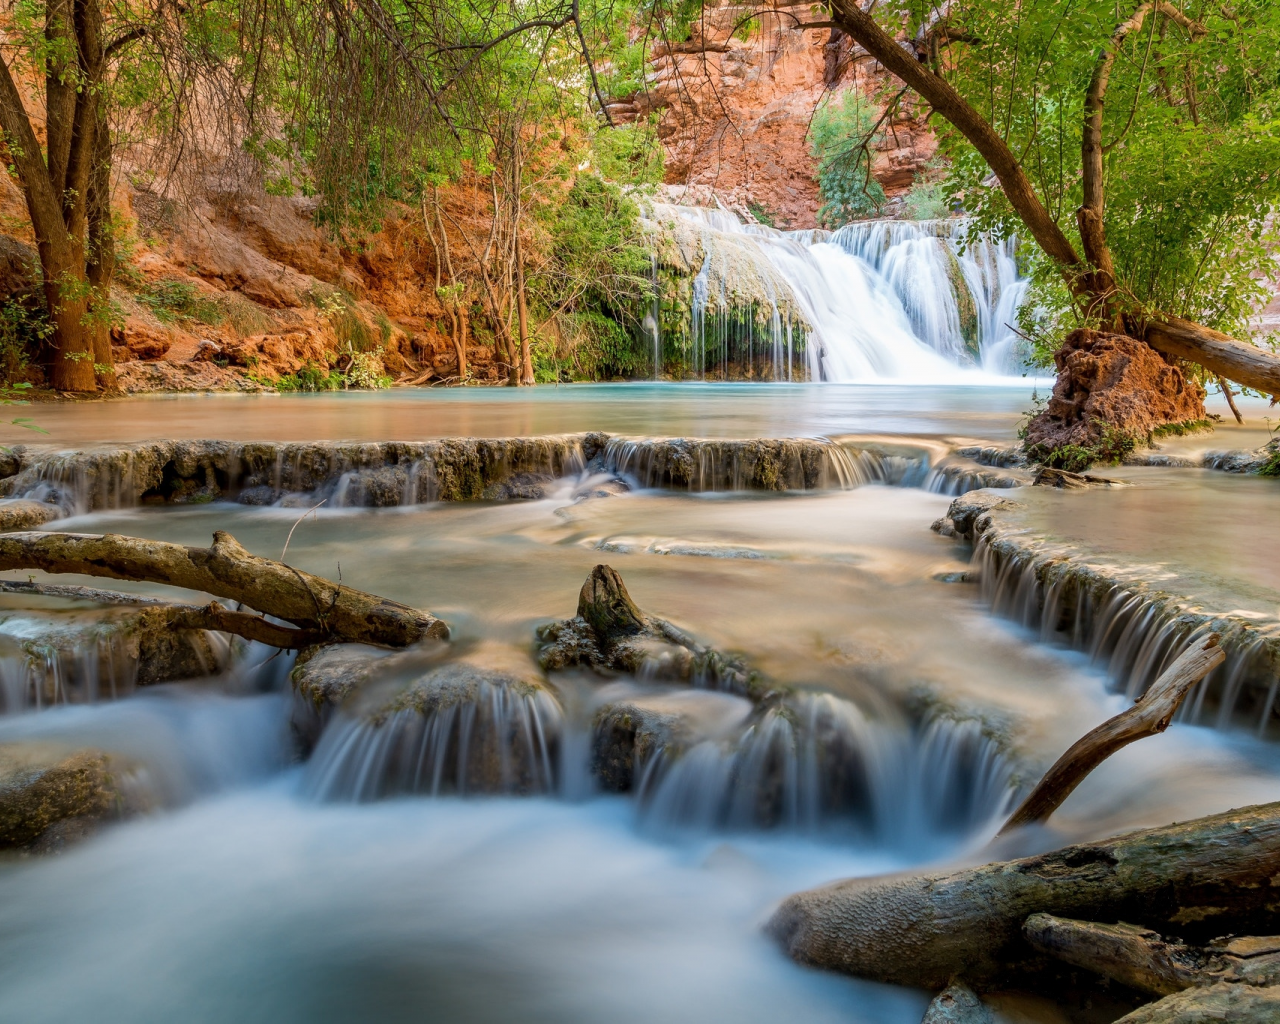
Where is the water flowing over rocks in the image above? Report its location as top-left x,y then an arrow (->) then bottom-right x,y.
0,596 -> 229,711
940,490 -> 1280,738
0,432 -> 1047,515
298,642 -> 562,799
600,436 -> 877,492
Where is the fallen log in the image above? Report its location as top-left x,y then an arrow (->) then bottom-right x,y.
1023,914 -> 1280,996
1142,316 -> 1280,398
1022,915 -> 1214,996
768,801 -> 1280,990
1000,635 -> 1224,834
0,531 -> 446,648
1114,981 -> 1280,1023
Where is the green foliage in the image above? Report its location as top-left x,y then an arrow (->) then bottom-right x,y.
593,119 -> 664,185
531,174 -> 653,379
747,202 -> 776,228
809,89 -> 887,227
1258,448 -> 1280,478
1025,422 -> 1140,472
896,0 -> 1280,339
138,280 -> 223,326
272,363 -> 344,392
1151,419 -> 1215,439
900,175 -> 951,220
0,298 -> 51,385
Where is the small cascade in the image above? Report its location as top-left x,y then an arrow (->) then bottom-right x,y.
923,460 -> 1027,497
2,436 -> 598,512
974,534 -> 1280,736
601,436 -> 883,492
642,204 -> 1031,381
0,631 -> 138,713
634,692 -> 1016,847
304,675 -> 564,801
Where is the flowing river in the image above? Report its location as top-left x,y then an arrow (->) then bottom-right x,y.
0,383 -> 1275,1023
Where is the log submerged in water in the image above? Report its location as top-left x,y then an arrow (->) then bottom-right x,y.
768,801 -> 1280,990
0,530 -> 446,648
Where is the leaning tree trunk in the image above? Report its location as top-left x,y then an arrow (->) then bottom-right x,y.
825,0 -> 1280,400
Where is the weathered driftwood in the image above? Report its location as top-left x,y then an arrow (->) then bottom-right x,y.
0,531 -> 446,648
1023,914 -> 1280,996
1114,981 -> 1280,1023
537,565 -> 757,695
1023,915 -> 1213,996
1000,635 -> 1224,834
768,801 -> 1280,989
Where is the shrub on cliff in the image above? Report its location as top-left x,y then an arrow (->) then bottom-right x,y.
809,90 -> 887,228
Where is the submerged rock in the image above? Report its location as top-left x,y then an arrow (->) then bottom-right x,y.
922,982 -> 993,1024
0,743 -> 143,850
537,565 -> 758,695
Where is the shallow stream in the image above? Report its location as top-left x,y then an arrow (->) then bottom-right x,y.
0,384 -> 1276,1023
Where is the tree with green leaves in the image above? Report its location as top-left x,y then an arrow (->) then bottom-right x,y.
812,0 -> 1280,403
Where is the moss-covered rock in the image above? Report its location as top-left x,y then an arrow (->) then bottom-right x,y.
0,743 -> 138,850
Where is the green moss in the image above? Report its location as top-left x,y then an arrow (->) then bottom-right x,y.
1025,421 -> 1140,472
1151,418 -> 1215,439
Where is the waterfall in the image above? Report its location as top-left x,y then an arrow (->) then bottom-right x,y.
642,204 -> 1030,382
633,693 -> 1017,849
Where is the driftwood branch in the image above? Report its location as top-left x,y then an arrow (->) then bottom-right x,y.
1000,634 -> 1224,834
769,801 -> 1280,989
1023,914 -> 1213,996
0,531 -> 446,648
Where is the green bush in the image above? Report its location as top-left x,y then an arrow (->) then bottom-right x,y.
809,90 -> 887,227
1025,422 -> 1140,472
139,279 -> 223,325
0,298 -> 51,385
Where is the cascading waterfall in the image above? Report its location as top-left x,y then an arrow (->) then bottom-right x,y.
974,533 -> 1280,737
642,203 -> 1031,382
634,694 -> 1016,849
303,678 -> 564,801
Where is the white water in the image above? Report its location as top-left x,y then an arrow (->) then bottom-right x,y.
647,205 -> 1030,382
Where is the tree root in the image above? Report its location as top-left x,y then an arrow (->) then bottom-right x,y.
0,530 -> 446,648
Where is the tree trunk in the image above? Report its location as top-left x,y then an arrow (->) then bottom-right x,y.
1139,315 -> 1280,397
999,635 -> 1223,834
0,530 -> 448,647
515,232 -> 533,385
769,801 -> 1280,990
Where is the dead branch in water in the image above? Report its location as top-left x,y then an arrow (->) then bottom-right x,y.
0,531 -> 446,648
999,634 -> 1224,834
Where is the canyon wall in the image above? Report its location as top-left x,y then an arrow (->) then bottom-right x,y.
605,4 -> 936,228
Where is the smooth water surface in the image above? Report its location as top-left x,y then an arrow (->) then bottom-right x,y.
0,387 -> 1276,1023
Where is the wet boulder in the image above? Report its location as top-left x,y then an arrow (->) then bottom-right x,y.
0,742 -> 144,850
537,565 -> 758,695
0,597 -> 231,711
0,499 -> 61,531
